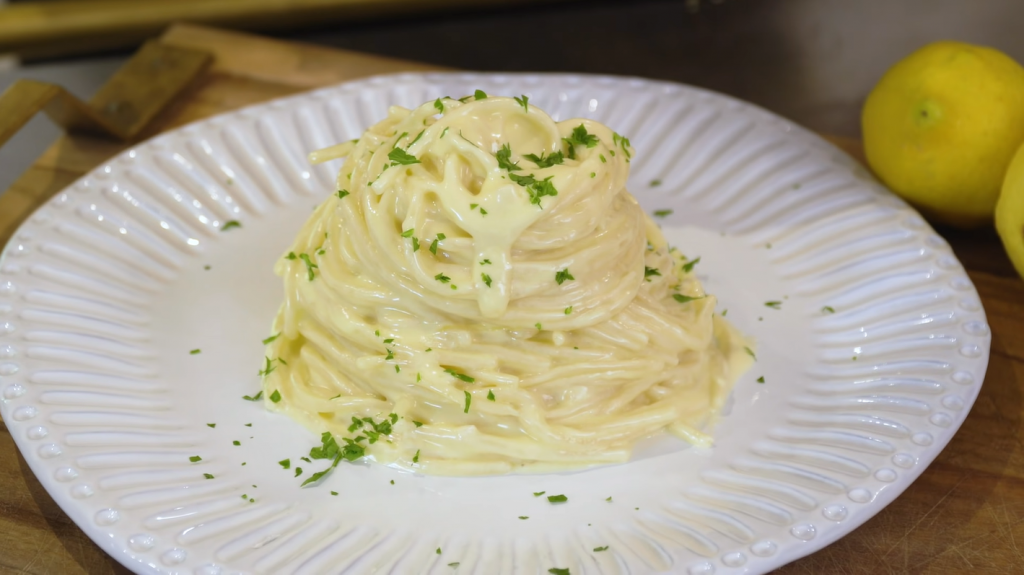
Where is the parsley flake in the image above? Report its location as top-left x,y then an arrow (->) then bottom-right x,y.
524,151 -> 564,168
650,179 -> 662,187
279,459 -> 290,469
388,147 -> 420,165
189,455 -> 202,463
481,273 -> 492,287
411,236 -> 420,252
242,390 -> 263,401
298,253 -> 318,281
207,423 -> 216,428
487,390 -> 495,401
221,220 -> 242,231
765,300 -> 782,309
533,491 -> 546,497
434,273 -> 451,284
444,368 -> 475,383
555,268 -> 575,285
294,467 -> 303,477
480,259 -> 491,265
413,421 -> 424,427
401,228 -> 415,238
822,306 -> 836,314
440,127 -> 449,139
519,516 -> 529,520
270,389 -> 282,403
496,143 -> 521,172
464,391 -> 472,413
682,257 -> 701,273
564,306 -> 572,315
336,189 -> 349,199
258,356 -> 276,377
593,546 -> 608,552
514,94 -> 529,111
644,266 -> 661,278
653,209 -> 673,218
413,449 -> 420,463
757,376 -> 765,383
549,568 -> 570,575
535,322 -> 542,330
474,89 -> 487,100
429,233 -> 445,255
203,473 -> 214,479
232,440 -> 240,446
673,294 -> 705,304
745,346 -> 757,360
434,98 -> 445,114
563,124 -> 598,159
547,494 -> 568,503
189,348 -> 201,355
262,332 -> 281,345
612,132 -> 632,159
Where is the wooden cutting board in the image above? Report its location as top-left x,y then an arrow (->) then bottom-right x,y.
1,23 -> 1022,575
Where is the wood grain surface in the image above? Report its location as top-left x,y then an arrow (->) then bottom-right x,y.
1,23 -> 1022,575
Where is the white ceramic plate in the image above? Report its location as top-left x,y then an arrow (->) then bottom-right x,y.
0,73 -> 990,575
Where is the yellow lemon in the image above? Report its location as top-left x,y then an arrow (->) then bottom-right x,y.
862,41 -> 1024,228
997,142 -> 1024,280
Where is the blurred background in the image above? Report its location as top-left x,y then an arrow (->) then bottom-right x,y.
3,0 -> 1024,193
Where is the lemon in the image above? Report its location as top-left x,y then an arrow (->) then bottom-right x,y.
862,41 -> 1024,228
997,142 -> 1024,280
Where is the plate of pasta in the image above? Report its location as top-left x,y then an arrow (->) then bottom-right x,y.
0,73 -> 990,575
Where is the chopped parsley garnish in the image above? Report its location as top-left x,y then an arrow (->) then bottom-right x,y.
757,376 -> 765,383
555,268 -> 575,285
524,151 -> 564,168
514,94 -> 529,111
519,516 -> 529,520
612,132 -> 632,159
258,356 -> 277,377
822,306 -> 836,314
533,491 -> 546,497
470,203 -> 478,209
606,496 -> 612,501
481,273 -> 492,287
221,220 -> 242,231
279,459 -> 290,469
487,390 -> 495,401
547,494 -> 567,503
448,563 -> 460,569
401,228 -> 415,238
383,338 -> 394,343
429,233 -> 446,255
480,259 -> 491,265
270,389 -> 282,403
548,568 -> 570,575
388,147 -> 420,165
653,209 -> 673,218
721,309 -> 728,316
395,365 -> 400,373
262,332 -> 281,345
203,473 -> 214,479
563,124 -> 598,159
673,294 -> 704,304
336,189 -> 349,199
644,266 -> 661,278
535,322 -> 542,330
496,143 -> 521,172
413,449 -> 420,463
294,467 -> 303,477
464,391 -> 472,413
650,179 -> 661,187
242,390 -> 263,401
744,346 -> 757,360
440,127 -> 449,139
682,257 -> 701,273
413,421 -> 424,427
434,98 -> 445,114
189,455 -> 202,463
474,89 -> 487,100
385,349 -> 394,360
411,237 -> 420,252
436,548 -> 442,555
189,349 -> 201,355
207,423 -> 216,428
765,300 -> 782,309
298,253 -> 318,281
444,368 -> 475,383
233,440 -> 240,446
593,546 -> 608,552
410,130 -> 425,146
330,491 -> 338,496
434,273 -> 451,284
564,306 -> 572,315
599,153 -> 606,163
